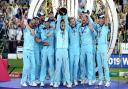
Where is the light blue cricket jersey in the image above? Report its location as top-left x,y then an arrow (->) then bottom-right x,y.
23,26 -> 35,51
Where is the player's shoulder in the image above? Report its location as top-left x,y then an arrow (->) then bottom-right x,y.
104,25 -> 109,29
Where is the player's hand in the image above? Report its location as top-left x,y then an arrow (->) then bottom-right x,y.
89,23 -> 94,32
47,32 -> 52,37
31,30 -> 35,36
43,42 -> 49,46
35,37 -> 41,43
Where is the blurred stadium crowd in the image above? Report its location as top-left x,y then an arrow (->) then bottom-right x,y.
0,0 -> 128,54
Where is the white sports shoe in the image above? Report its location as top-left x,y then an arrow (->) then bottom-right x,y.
34,80 -> 40,84
29,81 -> 37,87
40,82 -> 44,87
92,80 -> 96,84
53,83 -> 59,88
63,82 -> 67,86
21,82 -> 28,87
81,80 -> 85,84
88,80 -> 93,86
74,80 -> 78,86
98,81 -> 103,86
67,83 -> 72,88
105,81 -> 111,87
50,82 -> 54,86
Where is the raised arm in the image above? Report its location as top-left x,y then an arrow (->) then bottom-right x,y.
63,14 -> 69,26
88,16 -> 97,29
56,14 -> 62,30
105,2 -> 109,25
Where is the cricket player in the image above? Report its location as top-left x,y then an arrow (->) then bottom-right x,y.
79,12 -> 96,85
40,18 -> 55,87
96,14 -> 110,87
88,6 -> 110,86
33,17 -> 42,84
48,11 -> 56,30
68,17 -> 80,86
21,18 -> 37,87
53,14 -> 72,88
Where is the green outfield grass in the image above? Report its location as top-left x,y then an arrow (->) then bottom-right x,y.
8,59 -> 128,81
110,68 -> 128,81
111,77 -> 128,81
110,68 -> 128,72
8,59 -> 23,72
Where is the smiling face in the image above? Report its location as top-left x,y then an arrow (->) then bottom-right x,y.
60,19 -> 65,31
82,14 -> 88,25
69,18 -> 76,28
48,12 -> 54,20
35,18 -> 39,27
45,21 -> 50,29
40,15 -> 45,21
98,17 -> 105,25
28,19 -> 36,29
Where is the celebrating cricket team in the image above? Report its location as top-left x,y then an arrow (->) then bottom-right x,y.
20,5 -> 111,88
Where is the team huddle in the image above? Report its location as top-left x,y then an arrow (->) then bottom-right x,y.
21,8 -> 111,88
